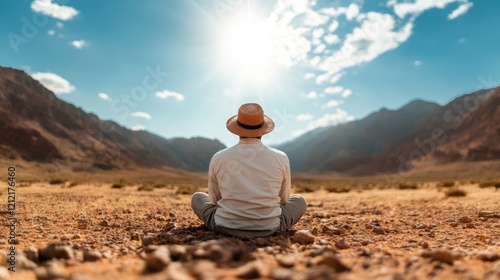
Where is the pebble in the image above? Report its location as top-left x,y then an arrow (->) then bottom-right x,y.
478,211 -> 496,218
83,250 -> 102,262
39,243 -> 74,261
414,223 -> 429,229
23,247 -> 39,263
313,252 -> 350,272
145,245 -> 170,272
234,260 -> 262,279
476,251 -> 500,262
458,216 -> 473,223
141,235 -> 155,247
335,239 -> 350,250
270,268 -> 292,280
293,230 -> 315,245
276,255 -> 295,268
169,245 -> 187,262
372,226 -> 386,235
421,249 -> 455,265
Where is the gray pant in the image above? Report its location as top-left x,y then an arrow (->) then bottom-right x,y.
191,192 -> 307,237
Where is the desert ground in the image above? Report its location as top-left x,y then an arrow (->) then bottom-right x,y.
1,179 -> 499,280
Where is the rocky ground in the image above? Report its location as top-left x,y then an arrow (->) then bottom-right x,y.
1,182 -> 499,280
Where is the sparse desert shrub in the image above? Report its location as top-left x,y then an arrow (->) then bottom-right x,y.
293,184 -> 316,193
440,181 -> 455,188
445,187 -> 467,197
398,182 -> 418,190
68,182 -> 79,187
324,185 -> 351,193
138,185 -> 155,191
175,185 -> 200,195
111,180 -> 125,189
478,181 -> 500,189
154,183 -> 166,189
49,178 -> 65,185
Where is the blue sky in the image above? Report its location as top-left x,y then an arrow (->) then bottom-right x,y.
1,0 -> 499,147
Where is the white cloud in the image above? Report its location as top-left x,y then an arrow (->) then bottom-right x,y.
325,100 -> 341,108
324,86 -> 344,94
345,4 -> 360,20
98,93 -> 111,101
389,0 -> 462,18
31,72 -> 75,94
312,28 -> 325,39
306,91 -> 318,99
328,20 -> 339,33
131,125 -> 146,131
56,22 -> 64,28
318,12 -> 413,81
341,89 -> 352,98
296,113 -> 314,121
47,30 -> 55,36
324,34 -> 340,45
329,73 -> 343,84
131,112 -> 152,120
304,73 -> 315,80
31,0 -> 79,21
155,90 -> 185,101
71,40 -> 87,49
414,60 -> 421,66
293,109 -> 354,136
448,2 -> 473,20
458,37 -> 466,44
313,44 -> 326,54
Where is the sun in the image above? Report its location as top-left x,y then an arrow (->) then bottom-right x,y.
218,17 -> 277,85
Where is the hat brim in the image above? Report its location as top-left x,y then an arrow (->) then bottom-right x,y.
226,115 -> 275,137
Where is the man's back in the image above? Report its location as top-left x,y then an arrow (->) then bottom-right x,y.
208,138 -> 291,231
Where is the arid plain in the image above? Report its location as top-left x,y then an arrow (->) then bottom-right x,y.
1,178 -> 499,280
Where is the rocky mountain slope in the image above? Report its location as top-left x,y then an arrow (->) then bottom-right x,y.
0,66 -> 225,172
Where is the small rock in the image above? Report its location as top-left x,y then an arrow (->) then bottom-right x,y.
99,220 -> 110,227
313,252 -> 350,272
270,268 -> 292,280
372,226 -> 386,235
169,245 -> 187,262
60,235 -> 72,241
465,223 -> 475,228
83,250 -> 102,262
322,225 -> 345,235
414,223 -> 429,229
421,241 -> 429,249
145,246 -> 170,272
23,247 -> 39,263
234,261 -> 262,279
35,262 -> 69,280
334,239 -> 350,250
422,249 -> 455,265
476,251 -> 500,262
458,216 -> 473,223
39,242 -> 74,261
478,211 -> 496,218
166,262 -> 195,280
276,255 -> 295,268
293,230 -> 315,245
141,235 -> 155,247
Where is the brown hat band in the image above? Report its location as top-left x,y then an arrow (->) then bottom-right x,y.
237,120 -> 264,130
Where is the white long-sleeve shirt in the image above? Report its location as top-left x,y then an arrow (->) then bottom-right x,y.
208,138 -> 291,231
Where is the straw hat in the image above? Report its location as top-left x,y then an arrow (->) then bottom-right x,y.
226,103 -> 275,137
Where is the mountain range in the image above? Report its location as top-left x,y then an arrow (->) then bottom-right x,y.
277,87 -> 500,176
1,65 -> 498,177
0,66 -> 225,174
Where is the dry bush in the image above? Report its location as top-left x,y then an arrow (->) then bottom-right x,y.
445,187 -> 467,197
138,185 -> 155,192
49,178 -> 65,185
439,181 -> 455,188
111,180 -> 125,189
175,184 -> 201,195
293,183 -> 317,193
478,181 -> 500,189
324,184 -> 351,193
398,182 -> 418,190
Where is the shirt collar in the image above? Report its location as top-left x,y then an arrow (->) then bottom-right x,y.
238,138 -> 262,144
